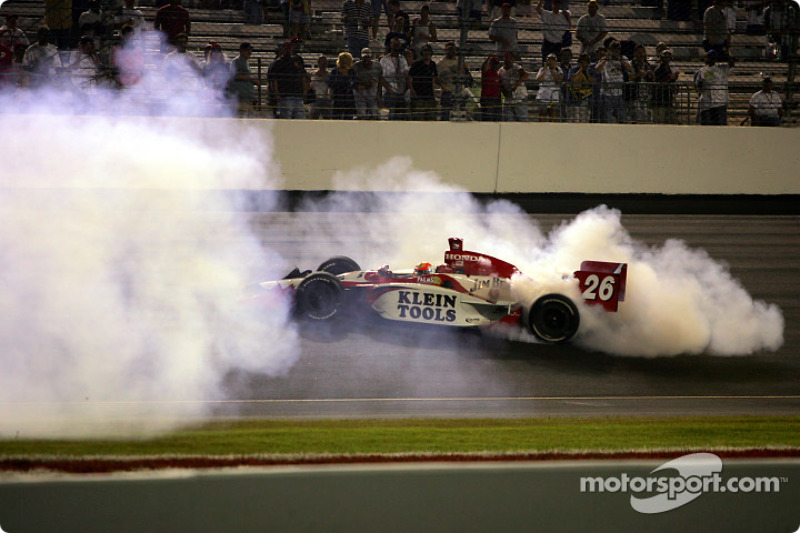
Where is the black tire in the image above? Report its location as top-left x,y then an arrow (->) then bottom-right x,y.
295,272 -> 344,320
528,294 -> 580,344
317,256 -> 361,275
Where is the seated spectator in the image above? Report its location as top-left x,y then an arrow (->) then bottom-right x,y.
410,5 -> 437,55
651,48 -> 679,124
380,36 -> 410,119
353,48 -> 381,119
566,52 -> 593,122
499,50 -> 528,122
329,52 -> 356,119
229,42 -> 261,116
308,55 -> 332,119
408,44 -> 438,120
480,55 -> 503,121
749,77 -> 782,126
535,52 -> 562,121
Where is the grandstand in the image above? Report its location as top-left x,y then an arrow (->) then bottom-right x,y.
3,0 -> 797,124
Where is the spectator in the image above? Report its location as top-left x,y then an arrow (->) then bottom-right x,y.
764,0 -> 799,61
703,0 -> 730,55
576,0 -> 607,56
116,0 -> 146,37
651,48 -> 680,123
0,14 -> 30,52
743,0 -> 767,35
243,0 -> 264,24
650,41 -> 667,62
488,0 -> 515,20
45,0 -> 73,49
386,0 -> 410,33
628,43 -> 654,123
112,24 -> 145,88
437,41 -> 471,121
288,0 -> 310,41
78,0 -> 106,48
65,34 -> 101,93
329,51 -> 356,119
481,55 -> 503,121
557,47 -> 573,115
380,36 -> 410,119
162,32 -> 202,91
154,0 -> 191,53
408,43 -> 438,120
535,52 -> 562,121
587,45 -> 605,122
566,52 -> 593,122
202,42 -> 229,92
22,28 -> 62,89
595,39 -> 632,123
536,0 -> 570,60
748,76 -> 782,126
342,0 -> 372,59
308,55 -> 332,119
279,0 -> 291,38
353,47 -> 381,119
270,40 -> 308,118
456,0 -> 483,28
384,12 -> 411,53
0,37 -> 14,89
488,3 -> 519,57
228,44 -> 259,115
499,50 -> 529,121
410,5 -> 437,54
694,48 -> 734,125
370,0 -> 384,40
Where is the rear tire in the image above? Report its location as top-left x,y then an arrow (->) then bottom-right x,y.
295,272 -> 344,320
528,294 -> 580,344
317,256 -> 361,275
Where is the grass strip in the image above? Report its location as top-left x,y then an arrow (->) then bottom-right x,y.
1,416 -> 798,458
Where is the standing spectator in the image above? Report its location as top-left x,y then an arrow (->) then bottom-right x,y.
408,44 -> 438,120
595,39 -> 632,123
45,0 -> 73,49
328,51 -> 356,119
651,48 -> 680,123
112,24 -> 145,88
481,55 -> 502,121
288,0 -> 310,41
703,0 -> 730,55
557,47 -> 573,116
587,45 -> 605,121
386,0 -> 410,33
370,0 -> 385,40
0,31 -> 15,89
22,28 -> 62,88
342,0 -> 372,59
380,36 -> 410,119
693,48 -> 734,125
576,0 -> 607,56
499,50 -> 528,121
78,0 -> 107,48
628,43 -> 654,123
456,0 -> 483,28
488,0 -> 515,20
162,32 -> 202,90
270,40 -> 308,118
116,0 -> 146,37
202,42 -> 229,93
744,0 -> 767,35
0,14 -> 30,51
488,3 -> 519,57
748,76 -> 782,126
535,52 -> 562,121
229,42 -> 260,116
410,5 -> 437,55
65,34 -> 101,93
353,47 -> 381,119
566,52 -> 593,122
154,0 -> 191,53
383,12 -> 411,53
437,41 -> 471,121
308,55 -> 332,118
764,0 -> 799,61
536,0 -> 570,60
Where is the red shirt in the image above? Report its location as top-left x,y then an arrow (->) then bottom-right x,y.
482,67 -> 501,98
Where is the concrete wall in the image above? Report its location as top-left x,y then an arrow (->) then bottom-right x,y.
262,120 -> 800,195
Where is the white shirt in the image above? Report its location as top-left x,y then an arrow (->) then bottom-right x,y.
750,89 -> 781,119
380,53 -> 409,94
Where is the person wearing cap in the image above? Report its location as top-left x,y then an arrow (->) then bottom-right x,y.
353,47 -> 381,119
500,50 -> 528,121
536,0 -> 571,61
341,0 -> 372,59
480,55 -> 503,121
535,52 -> 563,121
488,3 -> 519,56
576,0 -> 607,56
651,48 -> 679,124
748,77 -> 782,126
693,48 -> 734,125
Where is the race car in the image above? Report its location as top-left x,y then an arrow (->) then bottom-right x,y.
251,238 -> 627,344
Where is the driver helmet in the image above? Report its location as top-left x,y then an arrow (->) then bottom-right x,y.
414,262 -> 433,276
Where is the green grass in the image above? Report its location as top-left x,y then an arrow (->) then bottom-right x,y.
1,416 -> 799,458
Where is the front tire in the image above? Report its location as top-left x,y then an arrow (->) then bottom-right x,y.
295,272 -> 344,320
528,294 -> 580,344
317,256 -> 361,275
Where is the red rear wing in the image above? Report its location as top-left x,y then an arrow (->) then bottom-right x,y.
442,238 -> 519,278
574,261 -> 628,312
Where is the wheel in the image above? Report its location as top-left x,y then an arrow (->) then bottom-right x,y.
295,272 -> 344,320
317,256 -> 361,275
527,294 -> 580,344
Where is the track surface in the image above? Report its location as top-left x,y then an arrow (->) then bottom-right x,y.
218,213 -> 800,419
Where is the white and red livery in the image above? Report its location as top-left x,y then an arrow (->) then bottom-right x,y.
252,238 -> 627,343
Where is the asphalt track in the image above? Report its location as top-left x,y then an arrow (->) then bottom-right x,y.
216,212 -> 800,420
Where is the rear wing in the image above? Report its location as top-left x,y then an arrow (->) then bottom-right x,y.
574,261 -> 628,312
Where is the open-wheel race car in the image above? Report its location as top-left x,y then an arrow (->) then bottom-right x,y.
253,238 -> 627,344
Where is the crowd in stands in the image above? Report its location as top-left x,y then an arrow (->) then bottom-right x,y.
0,0 -> 795,124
